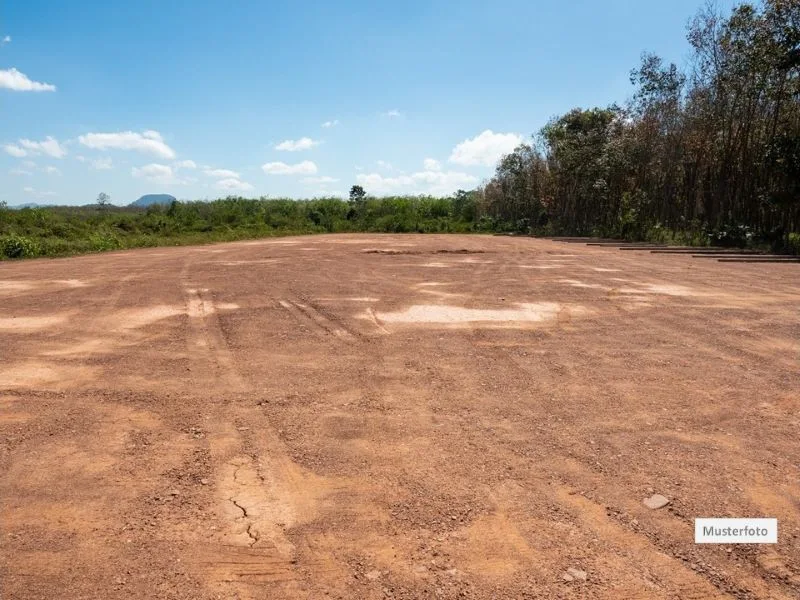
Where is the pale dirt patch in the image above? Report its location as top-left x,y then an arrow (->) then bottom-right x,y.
0,314 -> 70,331
0,279 -> 88,295
560,279 -> 607,289
592,268 -> 622,272
619,283 -> 702,297
317,297 -> 381,302
457,257 -> 494,264
420,262 -> 450,268
375,302 -> 586,324
0,281 -> 35,293
519,265 -> 562,270
0,362 -> 97,390
213,259 -> 282,266
102,305 -> 184,330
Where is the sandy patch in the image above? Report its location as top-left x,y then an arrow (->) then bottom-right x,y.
375,302 -> 585,324
0,315 -> 69,331
520,265 -> 562,270
592,268 -> 621,272
619,283 -> 701,297
0,362 -> 97,390
559,279 -> 607,290
317,297 -> 380,303
215,259 -> 281,266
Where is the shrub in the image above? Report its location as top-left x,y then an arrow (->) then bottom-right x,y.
1,235 -> 39,259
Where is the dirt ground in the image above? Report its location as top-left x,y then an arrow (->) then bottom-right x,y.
1,233 -> 798,599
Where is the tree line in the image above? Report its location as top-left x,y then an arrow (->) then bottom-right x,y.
479,0 -> 799,250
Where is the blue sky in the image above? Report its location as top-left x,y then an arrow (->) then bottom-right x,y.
1,0 -> 738,205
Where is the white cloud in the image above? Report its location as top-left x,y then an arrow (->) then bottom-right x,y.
383,109 -> 402,118
131,163 -> 187,185
275,137 -> 321,151
9,168 -> 32,176
91,157 -> 113,170
262,160 -> 317,175
175,159 -> 196,169
23,186 -> 57,197
311,189 -> 344,197
18,136 -> 67,159
2,36 -> 10,45
79,130 -> 175,159
44,166 -> 62,175
3,144 -> 26,157
302,176 -> 339,184
0,68 -> 56,92
203,167 -> 240,179
356,168 -> 477,196
216,178 -> 254,192
75,155 -> 87,163
423,158 -> 442,171
449,130 -> 523,166
321,120 -> 339,128
376,160 -> 394,171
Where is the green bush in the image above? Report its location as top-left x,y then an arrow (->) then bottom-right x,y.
90,232 -> 122,252
1,235 -> 39,259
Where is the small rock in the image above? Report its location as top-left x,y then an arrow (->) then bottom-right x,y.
169,490 -> 180,496
566,567 -> 587,581
200,478 -> 209,485
562,573 -> 574,582
365,570 -> 382,581
643,494 -> 670,509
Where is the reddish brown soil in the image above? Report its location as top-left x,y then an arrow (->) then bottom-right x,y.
1,234 -> 798,599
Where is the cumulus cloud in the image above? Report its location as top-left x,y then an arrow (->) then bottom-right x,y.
0,67 -> 56,92
9,168 -> 32,176
274,137 -> 321,151
423,158 -> 442,171
321,120 -> 339,128
203,167 -> 240,179
23,186 -> 57,197
449,129 -> 524,166
44,166 -> 62,175
2,36 -> 11,45
91,157 -> 113,170
175,160 -> 196,169
376,160 -> 395,171
356,168 -> 477,196
3,143 -> 26,157
262,160 -> 317,175
131,163 -> 187,185
383,109 -> 402,118
17,137 -> 67,159
216,178 -> 254,192
302,176 -> 339,184
79,130 -> 175,159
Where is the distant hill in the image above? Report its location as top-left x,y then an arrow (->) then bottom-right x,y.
8,202 -> 50,209
129,194 -> 177,208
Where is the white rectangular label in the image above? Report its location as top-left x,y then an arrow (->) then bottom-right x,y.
695,518 -> 778,544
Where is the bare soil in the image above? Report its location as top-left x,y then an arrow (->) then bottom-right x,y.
1,234 -> 798,599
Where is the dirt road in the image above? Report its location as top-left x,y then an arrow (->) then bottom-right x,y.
1,234 -> 798,599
